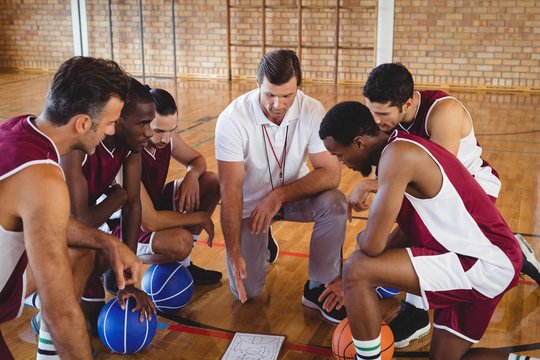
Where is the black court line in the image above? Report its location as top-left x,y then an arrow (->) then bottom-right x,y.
178,115 -> 217,134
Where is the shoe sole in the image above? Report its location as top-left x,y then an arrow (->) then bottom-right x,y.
31,313 -> 40,336
301,296 -> 341,324
394,323 -> 431,349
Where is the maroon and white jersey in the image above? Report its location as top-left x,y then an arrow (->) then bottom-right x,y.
387,131 -> 521,300
398,90 -> 500,198
82,141 -> 130,205
0,115 -> 62,325
141,142 -> 172,208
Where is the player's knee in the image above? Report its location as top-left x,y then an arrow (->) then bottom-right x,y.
170,229 -> 193,261
342,251 -> 371,286
200,171 -> 220,197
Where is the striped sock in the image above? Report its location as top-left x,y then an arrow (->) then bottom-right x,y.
353,334 -> 381,360
24,292 -> 41,309
37,326 -> 59,359
509,354 -> 537,360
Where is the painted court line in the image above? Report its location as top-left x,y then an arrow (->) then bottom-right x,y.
168,323 -> 333,356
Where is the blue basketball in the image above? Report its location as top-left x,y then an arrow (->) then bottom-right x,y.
375,286 -> 400,299
97,297 -> 157,354
141,262 -> 194,312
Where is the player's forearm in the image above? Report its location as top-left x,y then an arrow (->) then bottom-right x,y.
122,202 -> 142,253
186,155 -> 207,178
274,166 -> 340,203
66,218 -> 117,251
141,210 -> 206,232
42,305 -> 93,359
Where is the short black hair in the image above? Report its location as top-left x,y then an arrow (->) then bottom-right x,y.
362,63 -> 414,108
256,49 -> 301,86
43,56 -> 130,126
121,77 -> 155,118
149,88 -> 177,116
319,101 -> 380,145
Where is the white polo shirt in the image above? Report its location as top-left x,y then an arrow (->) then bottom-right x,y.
215,89 -> 327,218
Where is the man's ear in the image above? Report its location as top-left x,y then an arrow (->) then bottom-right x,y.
72,114 -> 92,134
402,97 -> 414,113
353,135 -> 364,149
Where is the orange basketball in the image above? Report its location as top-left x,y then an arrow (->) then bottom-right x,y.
332,318 -> 394,360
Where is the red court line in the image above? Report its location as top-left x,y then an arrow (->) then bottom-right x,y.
168,324 -> 333,356
197,241 -> 538,286
197,240 -> 309,258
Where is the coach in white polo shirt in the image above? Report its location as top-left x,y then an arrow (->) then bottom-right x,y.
215,49 -> 347,323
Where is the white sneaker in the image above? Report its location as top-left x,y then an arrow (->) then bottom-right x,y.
516,234 -> 540,286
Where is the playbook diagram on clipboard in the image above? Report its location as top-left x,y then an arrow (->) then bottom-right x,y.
221,332 -> 286,360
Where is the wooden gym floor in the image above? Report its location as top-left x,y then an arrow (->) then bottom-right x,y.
0,72 -> 538,359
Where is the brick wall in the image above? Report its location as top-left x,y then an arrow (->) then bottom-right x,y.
0,1 -> 538,89
393,0 -> 540,90
0,0 -> 73,70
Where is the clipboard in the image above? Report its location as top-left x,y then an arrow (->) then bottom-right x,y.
221,332 -> 286,360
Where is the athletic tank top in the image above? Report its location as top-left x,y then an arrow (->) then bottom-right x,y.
0,115 -> 62,323
141,141 -> 172,208
386,131 -> 520,298
82,141 -> 130,205
398,90 -> 501,198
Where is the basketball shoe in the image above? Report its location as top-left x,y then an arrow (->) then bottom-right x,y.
267,226 -> 279,264
187,262 -> 222,285
31,312 -> 41,335
516,234 -> 540,286
389,301 -> 431,348
301,281 -> 347,324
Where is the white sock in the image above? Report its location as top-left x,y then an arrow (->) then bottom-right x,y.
24,292 -> 41,309
405,293 -> 426,310
179,254 -> 191,267
509,354 -> 539,360
37,324 -> 59,359
353,334 -> 381,360
192,234 -> 199,242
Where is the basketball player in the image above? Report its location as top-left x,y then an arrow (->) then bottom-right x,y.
0,57 -> 144,359
353,62 -> 540,347
135,87 -> 222,284
215,50 -> 347,323
60,77 -> 156,333
320,101 -> 535,360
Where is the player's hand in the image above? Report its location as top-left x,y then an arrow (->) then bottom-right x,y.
195,212 -> 214,247
319,276 -> 344,312
347,179 -> 379,221
177,172 -> 200,212
106,237 -> 142,290
229,254 -> 248,303
117,286 -> 156,322
249,194 -> 282,235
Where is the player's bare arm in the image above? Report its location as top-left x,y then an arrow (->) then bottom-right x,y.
121,152 -> 143,253
140,182 -> 214,239
61,149 -> 127,227
170,132 -> 207,211
218,160 -> 247,303
15,165 -> 94,359
66,219 -> 142,290
427,98 -> 471,155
